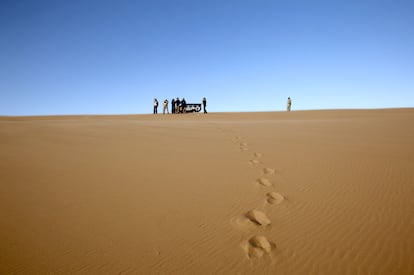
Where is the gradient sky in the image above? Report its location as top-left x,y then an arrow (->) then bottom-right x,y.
1,0 -> 413,115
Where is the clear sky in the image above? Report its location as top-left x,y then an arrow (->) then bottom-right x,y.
1,0 -> 413,115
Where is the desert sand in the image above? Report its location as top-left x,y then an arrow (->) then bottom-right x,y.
1,109 -> 413,274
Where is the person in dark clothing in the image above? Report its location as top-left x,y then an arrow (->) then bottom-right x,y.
181,98 -> 187,113
202,97 -> 207,114
175,97 -> 180,113
171,98 -> 175,114
153,98 -> 158,114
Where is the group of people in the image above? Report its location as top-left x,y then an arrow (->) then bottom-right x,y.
153,97 -> 207,114
153,96 -> 291,113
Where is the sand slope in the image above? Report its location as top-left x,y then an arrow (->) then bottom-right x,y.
1,109 -> 413,274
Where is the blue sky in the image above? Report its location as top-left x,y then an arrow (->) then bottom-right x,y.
1,0 -> 413,115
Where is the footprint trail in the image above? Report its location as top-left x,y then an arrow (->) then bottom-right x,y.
220,131 -> 288,261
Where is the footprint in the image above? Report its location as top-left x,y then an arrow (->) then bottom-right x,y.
240,145 -> 248,151
243,235 -> 275,259
263,168 -> 276,175
253,152 -> 262,158
249,235 -> 274,253
267,192 -> 284,205
256,178 -> 272,187
249,159 -> 261,165
245,210 -> 271,226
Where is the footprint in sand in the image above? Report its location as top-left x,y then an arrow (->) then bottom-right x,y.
253,152 -> 262,158
263,168 -> 276,175
267,192 -> 285,205
245,210 -> 271,226
244,235 -> 276,259
249,159 -> 261,166
240,143 -> 249,151
256,178 -> 272,187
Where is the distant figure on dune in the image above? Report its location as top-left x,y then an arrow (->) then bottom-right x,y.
287,97 -> 292,112
153,98 -> 158,114
181,98 -> 187,113
171,98 -> 175,114
175,97 -> 180,113
163,99 -> 169,114
202,97 -> 207,114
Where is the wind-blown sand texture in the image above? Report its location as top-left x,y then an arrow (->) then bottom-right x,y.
1,109 -> 413,274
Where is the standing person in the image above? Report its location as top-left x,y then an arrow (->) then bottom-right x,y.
181,98 -> 187,113
202,97 -> 207,114
153,98 -> 158,114
163,99 -> 169,114
287,97 -> 292,112
171,98 -> 175,114
175,97 -> 180,113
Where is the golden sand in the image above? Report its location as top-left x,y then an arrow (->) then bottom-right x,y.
1,109 -> 413,274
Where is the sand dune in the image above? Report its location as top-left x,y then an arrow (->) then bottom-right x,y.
1,109 -> 413,274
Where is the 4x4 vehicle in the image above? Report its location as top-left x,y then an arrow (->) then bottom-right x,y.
183,103 -> 202,113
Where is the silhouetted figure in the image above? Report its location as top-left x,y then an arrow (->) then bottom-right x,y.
153,98 -> 158,114
175,97 -> 180,113
171,98 -> 175,114
181,98 -> 187,113
202,97 -> 207,114
287,97 -> 292,112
